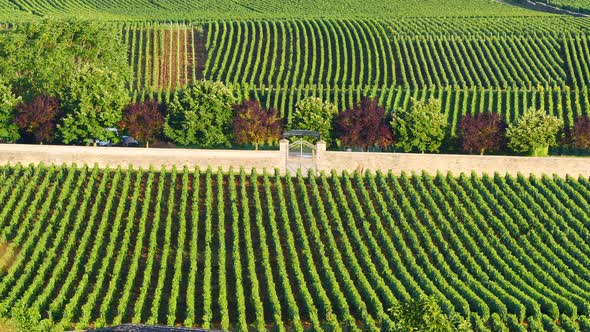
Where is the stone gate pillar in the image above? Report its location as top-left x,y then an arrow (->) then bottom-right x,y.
279,139 -> 289,175
315,140 -> 326,174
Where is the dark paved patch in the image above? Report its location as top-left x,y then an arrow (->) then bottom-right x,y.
496,0 -> 589,17
90,324 -> 225,332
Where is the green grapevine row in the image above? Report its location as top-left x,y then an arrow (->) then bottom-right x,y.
0,0 -> 542,22
2,164 -> 590,330
241,85 -> 590,133
534,0 -> 590,14
125,19 -> 590,96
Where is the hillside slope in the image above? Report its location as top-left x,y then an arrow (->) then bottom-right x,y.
0,0 -> 541,21
0,164 -> 589,330
122,17 -> 590,132
531,0 -> 590,14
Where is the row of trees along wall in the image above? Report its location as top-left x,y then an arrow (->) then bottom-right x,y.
1,20 -> 589,157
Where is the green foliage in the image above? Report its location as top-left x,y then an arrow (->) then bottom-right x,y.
1,18 -> 588,148
0,0 -> 535,21
526,316 -> 544,331
57,64 -> 130,144
531,0 -> 590,14
291,97 -> 337,144
0,19 -> 130,101
122,17 -> 590,133
559,314 -> 578,332
470,314 -> 489,331
490,312 -> 508,331
8,303 -> 55,332
579,316 -> 590,331
506,108 -> 563,155
391,98 -> 448,153
506,314 -> 527,332
0,19 -> 131,144
0,165 -> 588,330
164,80 -> 237,147
0,79 -> 20,143
388,296 -> 471,332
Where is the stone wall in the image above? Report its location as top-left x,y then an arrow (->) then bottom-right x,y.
0,144 -> 281,172
317,150 -> 590,177
0,143 -> 588,177
314,141 -> 590,177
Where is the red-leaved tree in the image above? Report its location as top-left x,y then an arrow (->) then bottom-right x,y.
458,112 -> 505,155
120,100 -> 164,148
15,95 -> 61,144
336,97 -> 393,151
573,116 -> 590,150
232,100 -> 282,150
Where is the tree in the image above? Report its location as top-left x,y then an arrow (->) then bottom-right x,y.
335,97 -> 393,151
120,100 -> 164,148
391,98 -> 448,153
232,100 -> 282,150
388,296 -> 471,332
164,80 -> 237,147
0,19 -> 131,102
15,96 -> 61,144
57,64 -> 130,144
506,108 -> 563,156
0,19 -> 132,145
0,80 -> 20,143
458,112 -> 505,155
572,116 -> 590,150
291,97 -> 337,144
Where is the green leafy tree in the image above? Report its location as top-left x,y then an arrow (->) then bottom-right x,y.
391,98 -> 448,153
0,19 -> 131,144
388,296 -> 471,332
164,80 -> 237,147
506,108 -> 563,156
57,64 -> 130,144
0,79 -> 20,143
291,97 -> 337,144
0,19 -> 131,101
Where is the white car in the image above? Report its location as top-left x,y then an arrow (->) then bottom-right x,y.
88,128 -> 138,147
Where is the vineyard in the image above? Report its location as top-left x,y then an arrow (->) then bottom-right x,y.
237,86 -> 590,131
535,0 -> 590,14
0,164 -> 589,330
1,0 -> 590,330
125,18 -> 590,92
1,2 -> 590,134
0,0 -> 537,22
118,17 -> 590,132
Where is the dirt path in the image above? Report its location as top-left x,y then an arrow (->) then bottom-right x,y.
496,0 -> 589,17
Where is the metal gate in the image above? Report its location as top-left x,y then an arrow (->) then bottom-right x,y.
287,138 -> 316,175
